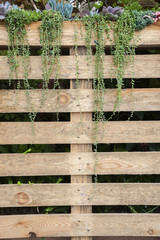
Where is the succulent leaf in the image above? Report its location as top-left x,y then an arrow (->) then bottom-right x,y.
0,1 -> 19,20
102,6 -> 124,20
46,0 -> 73,19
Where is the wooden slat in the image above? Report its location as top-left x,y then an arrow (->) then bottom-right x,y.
2,238 -> 158,240
94,238 -> 158,240
0,21 -> 160,47
0,55 -> 160,79
1,88 -> 160,113
0,121 -> 160,144
95,238 -> 158,240
4,238 -> 69,240
1,183 -> 160,207
0,152 -> 160,176
0,214 -> 160,238
70,46 -> 92,240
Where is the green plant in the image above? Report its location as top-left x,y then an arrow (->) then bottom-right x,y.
40,10 -> 63,87
1,4 -> 160,218
82,15 -> 108,121
0,1 -> 18,20
4,6 -> 155,133
112,9 -> 138,115
102,6 -> 124,20
5,9 -> 37,125
5,9 -> 62,133
115,0 -> 142,10
134,10 -> 154,30
82,15 -> 111,186
39,10 -> 63,119
45,0 -> 73,19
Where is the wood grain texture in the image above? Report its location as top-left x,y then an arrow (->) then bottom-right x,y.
0,121 -> 160,144
1,183 -> 160,207
95,238 -> 159,240
0,214 -> 160,238
1,152 -> 160,176
2,238 -> 158,240
0,55 -> 160,79
0,21 -> 160,46
1,88 -> 160,113
70,46 -> 92,240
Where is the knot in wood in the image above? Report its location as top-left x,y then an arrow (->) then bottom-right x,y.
57,92 -> 70,105
28,232 -> 37,238
148,229 -> 154,235
15,192 -> 30,205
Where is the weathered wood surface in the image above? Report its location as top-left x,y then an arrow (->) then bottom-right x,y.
1,183 -> 160,207
1,88 -> 160,112
96,238 -> 158,240
0,214 -> 160,238
0,121 -> 160,144
70,47 -> 92,240
0,55 -> 160,79
97,238 -> 160,240
2,238 -> 158,240
0,21 -> 160,46
1,152 -> 160,176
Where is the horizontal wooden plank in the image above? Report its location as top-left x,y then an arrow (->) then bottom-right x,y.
0,55 -> 160,79
0,152 -> 160,176
2,238 -> 157,240
97,238 -> 159,240
0,21 -> 160,46
0,214 -> 160,238
93,238 -> 157,240
3,238 -> 69,240
0,88 -> 160,113
0,121 -> 159,144
1,183 -> 160,207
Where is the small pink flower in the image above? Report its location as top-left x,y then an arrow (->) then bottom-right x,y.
152,11 -> 160,22
143,12 -> 160,23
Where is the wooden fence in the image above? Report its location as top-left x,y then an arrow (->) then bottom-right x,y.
0,21 -> 160,239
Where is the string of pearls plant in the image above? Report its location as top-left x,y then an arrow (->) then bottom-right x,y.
4,3 -> 155,148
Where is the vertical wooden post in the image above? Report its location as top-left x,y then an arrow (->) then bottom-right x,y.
70,46 -> 92,240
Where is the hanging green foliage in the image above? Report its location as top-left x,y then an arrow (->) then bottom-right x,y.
5,9 -> 63,129
4,5 -> 158,135
82,14 -> 110,124
5,9 -> 37,124
39,10 -> 63,118
112,9 -> 138,115
40,10 -> 63,86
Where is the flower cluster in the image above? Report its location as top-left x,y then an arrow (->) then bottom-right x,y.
152,11 -> 160,22
142,11 -> 160,23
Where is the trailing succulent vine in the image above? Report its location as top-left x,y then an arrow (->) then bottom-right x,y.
81,14 -> 111,186
5,9 -> 37,125
112,9 -> 138,115
2,1 -> 159,145
80,8 -> 151,184
0,0 -> 160,214
82,15 -> 110,124
39,10 -> 63,117
5,6 -> 63,128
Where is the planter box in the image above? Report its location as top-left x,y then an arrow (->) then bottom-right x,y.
0,21 -> 160,239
